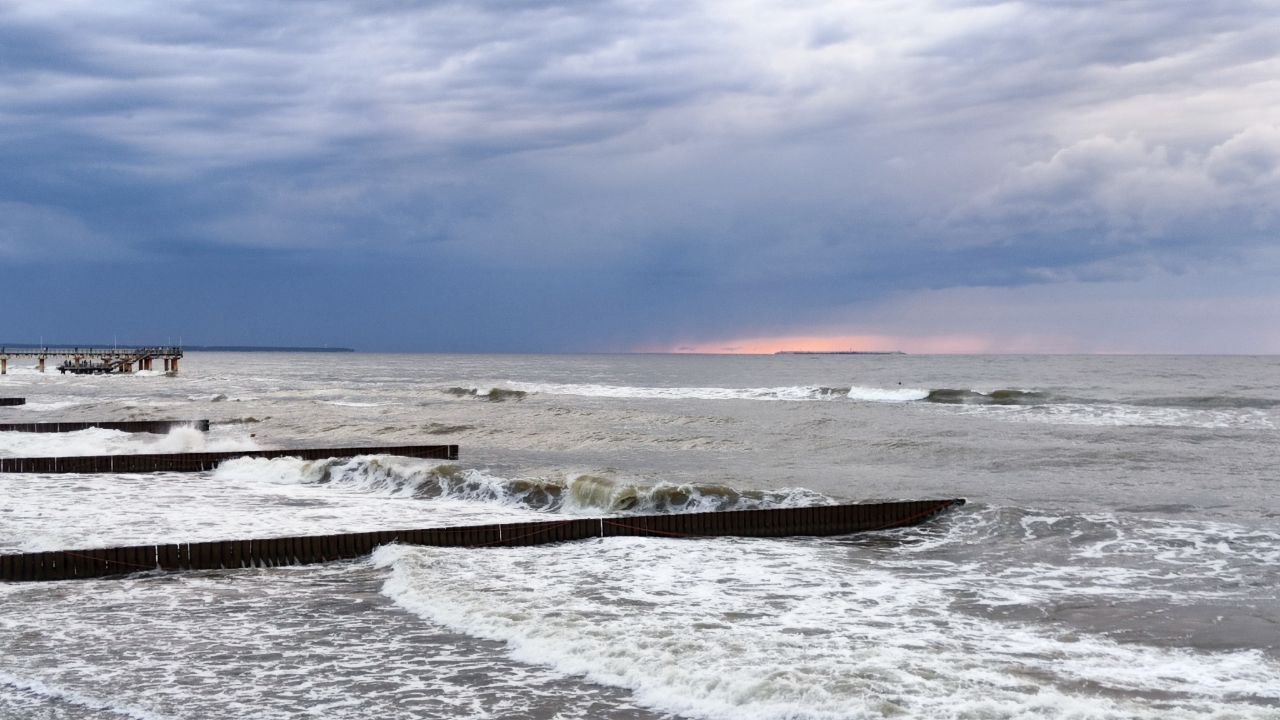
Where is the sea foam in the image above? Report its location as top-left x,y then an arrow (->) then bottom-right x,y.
376,534 -> 1280,720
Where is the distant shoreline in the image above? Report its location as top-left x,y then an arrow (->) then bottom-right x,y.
774,350 -> 905,355
184,346 -> 356,353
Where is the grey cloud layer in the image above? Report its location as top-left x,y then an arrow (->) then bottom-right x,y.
1,0 -> 1277,349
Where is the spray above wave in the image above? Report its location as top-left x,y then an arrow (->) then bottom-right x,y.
220,455 -> 833,515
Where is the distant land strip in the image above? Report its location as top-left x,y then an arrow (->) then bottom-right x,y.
0,343 -> 354,353
775,350 -> 906,355
184,345 -> 356,352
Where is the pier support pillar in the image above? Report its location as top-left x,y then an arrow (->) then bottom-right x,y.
37,356 -> 45,373
1,358 -> 6,375
163,358 -> 171,373
171,358 -> 179,374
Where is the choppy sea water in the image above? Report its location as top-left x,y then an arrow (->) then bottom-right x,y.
0,352 -> 1277,719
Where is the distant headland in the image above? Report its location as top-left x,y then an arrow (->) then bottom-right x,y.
185,345 -> 356,353
774,350 -> 906,355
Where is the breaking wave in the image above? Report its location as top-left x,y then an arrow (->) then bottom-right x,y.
922,388 -> 1053,405
215,455 -> 833,515
11,400 -> 81,412
924,389 -> 1280,410
476,382 -> 929,402
489,381 -> 1055,405
444,387 -> 528,402
0,426 -> 257,458
462,382 -> 1277,427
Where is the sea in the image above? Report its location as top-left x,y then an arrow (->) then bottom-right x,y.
0,352 -> 1276,719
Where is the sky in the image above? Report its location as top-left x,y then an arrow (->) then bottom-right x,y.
1,0 -> 1278,353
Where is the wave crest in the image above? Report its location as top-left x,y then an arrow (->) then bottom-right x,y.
215,455 -> 833,515
444,387 -> 527,402
496,382 -> 929,403
924,388 -> 1051,405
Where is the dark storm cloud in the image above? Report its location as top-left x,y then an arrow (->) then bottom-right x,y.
1,0 -> 1277,350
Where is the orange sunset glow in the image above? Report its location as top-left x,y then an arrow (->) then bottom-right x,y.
659,334 -> 998,355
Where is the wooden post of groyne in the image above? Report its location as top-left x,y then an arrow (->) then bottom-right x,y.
0,444 -> 459,473
0,420 -> 211,434
0,500 -> 966,582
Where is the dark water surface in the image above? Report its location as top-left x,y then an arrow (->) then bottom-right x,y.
1,353 -> 1277,718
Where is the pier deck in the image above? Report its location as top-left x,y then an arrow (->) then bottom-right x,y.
0,346 -> 183,375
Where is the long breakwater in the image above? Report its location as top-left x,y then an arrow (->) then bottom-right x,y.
0,444 -> 459,473
0,419 -> 210,434
0,499 -> 964,581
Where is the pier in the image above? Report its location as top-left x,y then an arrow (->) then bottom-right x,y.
0,499 -> 965,582
0,346 -> 183,375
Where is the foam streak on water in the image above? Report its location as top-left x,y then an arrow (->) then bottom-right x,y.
0,564 -> 666,720
375,533 -> 1278,719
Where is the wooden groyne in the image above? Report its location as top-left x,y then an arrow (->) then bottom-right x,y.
0,398 -> 24,407
0,420 -> 210,434
0,499 -> 965,582
0,444 -> 458,473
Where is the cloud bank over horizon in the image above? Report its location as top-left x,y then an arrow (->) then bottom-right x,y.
2,0 -> 1278,352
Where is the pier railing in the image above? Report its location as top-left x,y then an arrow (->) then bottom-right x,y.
0,346 -> 183,358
